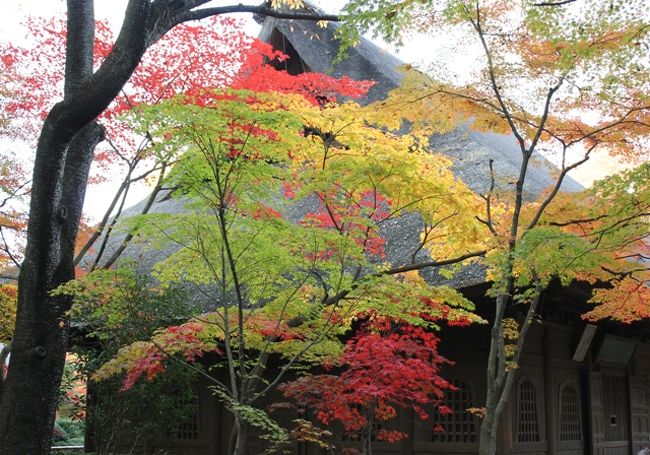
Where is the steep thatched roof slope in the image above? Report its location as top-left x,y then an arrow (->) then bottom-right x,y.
84,2 -> 582,291
257,1 -> 582,195
257,9 -> 403,104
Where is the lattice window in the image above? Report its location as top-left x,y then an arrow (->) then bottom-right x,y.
558,384 -> 582,442
432,379 -> 477,443
175,394 -> 201,440
340,405 -> 383,442
517,378 -> 540,443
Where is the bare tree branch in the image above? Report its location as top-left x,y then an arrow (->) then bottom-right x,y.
386,250 -> 487,275
177,5 -> 340,24
534,0 -> 577,6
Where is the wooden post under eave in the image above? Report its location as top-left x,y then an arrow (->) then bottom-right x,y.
544,323 -> 557,455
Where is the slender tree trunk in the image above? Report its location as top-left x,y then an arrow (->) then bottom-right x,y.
478,281 -> 542,455
478,288 -> 507,455
362,402 -> 375,455
363,428 -> 372,455
478,411 -> 498,455
231,417 -> 248,455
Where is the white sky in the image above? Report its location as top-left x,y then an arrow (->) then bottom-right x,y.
1,0 -> 446,64
1,1 -> 632,221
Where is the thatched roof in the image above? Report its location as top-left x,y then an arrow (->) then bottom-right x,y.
84,2 -> 583,292
257,1 -> 581,193
257,5 -> 403,104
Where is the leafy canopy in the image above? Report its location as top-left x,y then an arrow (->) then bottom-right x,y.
338,0 -> 650,322
60,36 -> 487,447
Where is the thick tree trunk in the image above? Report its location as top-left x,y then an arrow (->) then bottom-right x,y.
0,1 -> 149,453
0,118 -> 103,454
0,2 -> 103,452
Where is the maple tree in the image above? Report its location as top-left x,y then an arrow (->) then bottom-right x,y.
0,13 -> 256,273
0,1 -> 342,453
59,267 -> 200,453
4,1 -> 648,454
0,49 -> 30,276
337,1 -> 650,453
40,4 -> 650,454
58,35 -> 490,453
280,316 -> 456,455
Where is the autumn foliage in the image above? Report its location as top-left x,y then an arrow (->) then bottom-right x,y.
280,315 -> 455,444
59,7 -> 650,452
0,12 -> 378,275
6,2 -> 649,454
335,2 -> 650,453
0,285 -> 17,343
54,15 -> 487,452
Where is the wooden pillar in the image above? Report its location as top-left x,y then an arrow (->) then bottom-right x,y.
544,324 -> 556,455
587,351 -> 606,455
83,379 -> 97,453
626,370 -> 633,455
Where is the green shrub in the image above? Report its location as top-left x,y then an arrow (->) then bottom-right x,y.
56,417 -> 84,441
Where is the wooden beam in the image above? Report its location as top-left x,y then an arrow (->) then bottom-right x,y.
573,324 -> 597,362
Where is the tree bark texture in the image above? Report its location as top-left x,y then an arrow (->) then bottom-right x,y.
478,411 -> 498,455
232,418 -> 248,455
478,292 -> 508,455
0,1 -> 148,453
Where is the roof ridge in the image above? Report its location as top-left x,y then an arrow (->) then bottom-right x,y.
254,0 -> 326,23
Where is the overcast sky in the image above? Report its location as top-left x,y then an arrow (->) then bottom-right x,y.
2,0 -> 459,74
